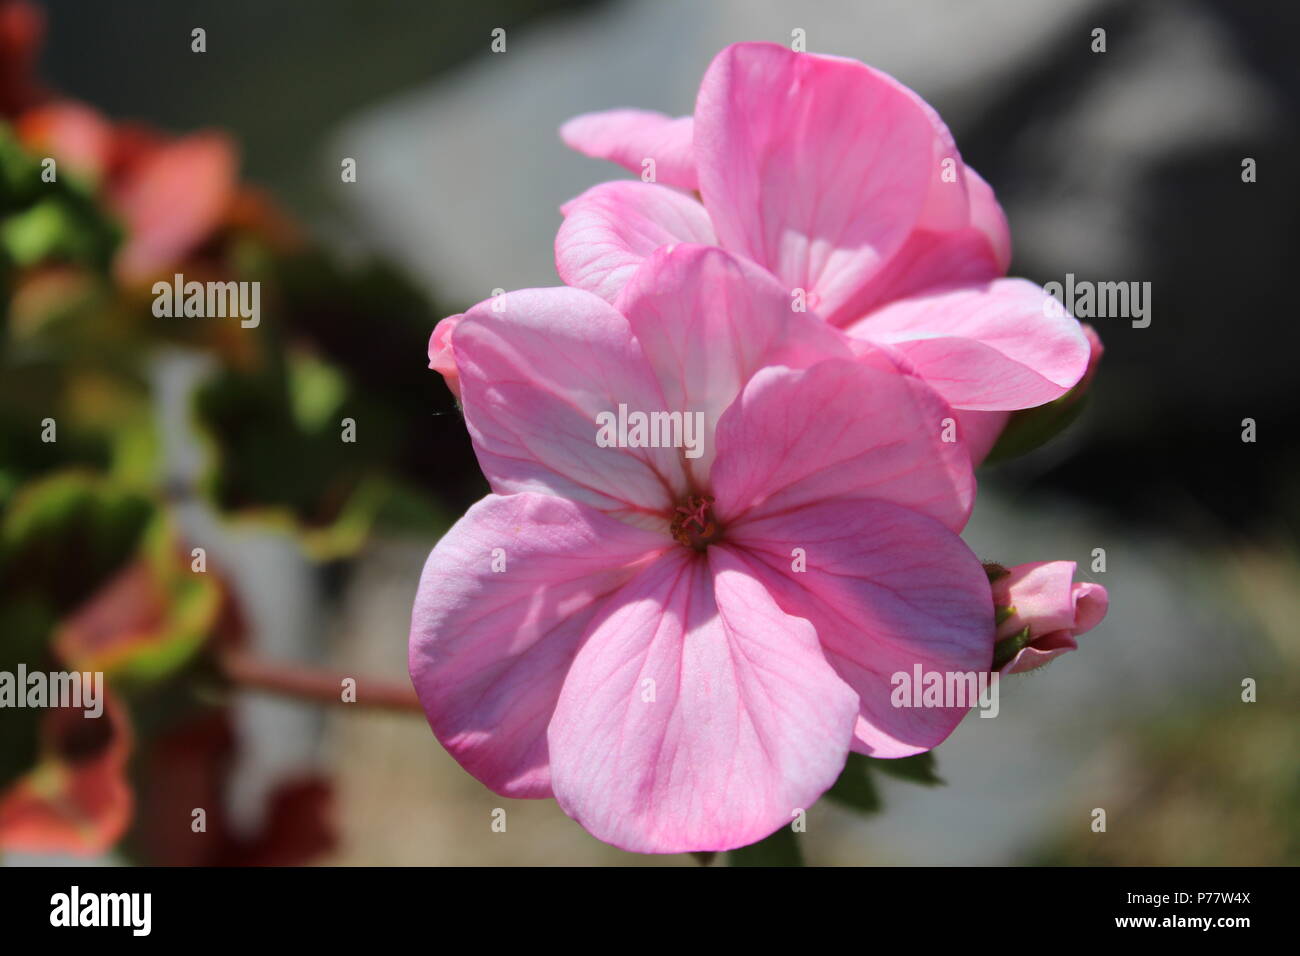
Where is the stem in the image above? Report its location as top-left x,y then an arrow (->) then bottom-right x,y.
219,650 -> 423,713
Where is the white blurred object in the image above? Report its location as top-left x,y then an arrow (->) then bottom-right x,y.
330,0 -> 1101,306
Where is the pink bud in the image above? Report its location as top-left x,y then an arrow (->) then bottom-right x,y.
990,561 -> 1108,674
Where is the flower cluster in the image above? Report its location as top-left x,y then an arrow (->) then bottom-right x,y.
411,42 -> 1108,853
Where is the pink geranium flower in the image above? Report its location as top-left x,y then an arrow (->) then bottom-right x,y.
558,42 -> 1094,464
411,244 -> 994,853
991,562 -> 1108,674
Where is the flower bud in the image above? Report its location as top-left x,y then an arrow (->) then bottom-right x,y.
987,561 -> 1108,674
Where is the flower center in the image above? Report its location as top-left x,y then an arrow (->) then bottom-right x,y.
671,494 -> 722,550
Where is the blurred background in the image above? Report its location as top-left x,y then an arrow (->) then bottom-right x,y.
1,0 -> 1296,866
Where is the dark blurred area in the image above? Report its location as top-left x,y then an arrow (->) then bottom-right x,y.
954,0 -> 1300,544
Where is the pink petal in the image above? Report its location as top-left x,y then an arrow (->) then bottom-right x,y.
965,166 -> 1012,273
694,43 -> 935,327
710,360 -> 974,533
408,493 -> 667,798
110,131 -> 237,283
955,409 -> 1011,467
555,181 -> 715,303
615,244 -> 851,477
1073,581 -> 1109,635
725,499 -> 994,757
904,82 -> 970,235
1002,632 -> 1079,675
827,167 -> 1011,321
835,228 -> 1004,323
846,278 -> 1091,410
427,313 -> 462,400
547,547 -> 858,853
453,286 -> 687,524
559,109 -> 697,191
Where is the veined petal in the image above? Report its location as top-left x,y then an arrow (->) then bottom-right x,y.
454,285 -> 687,523
711,360 -> 974,532
615,244 -> 851,478
694,42 -> 935,327
834,228 -> 1003,323
560,109 -> 697,190
547,547 -> 858,853
556,180 -> 715,303
846,278 -> 1091,410
725,500 -> 994,757
408,493 -> 667,798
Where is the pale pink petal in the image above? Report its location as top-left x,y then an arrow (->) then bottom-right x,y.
427,313 -> 462,399
1073,581 -> 1109,634
555,181 -> 715,303
846,278 -> 1091,410
694,42 -> 935,327
408,493 -> 667,798
453,286 -> 687,523
965,166 -> 1012,273
725,500 -> 994,757
955,409 -> 1011,467
615,244 -> 851,477
902,82 -> 970,234
1002,632 -> 1078,675
710,360 -> 974,532
835,228 -> 1003,323
830,167 -> 1011,322
547,547 -> 858,853
559,109 -> 697,190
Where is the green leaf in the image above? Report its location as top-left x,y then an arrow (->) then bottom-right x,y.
0,598 -> 58,790
825,752 -> 882,813
983,391 -> 1089,466
191,352 -> 392,559
0,126 -> 120,272
0,470 -> 153,610
872,752 -> 944,787
727,825 -> 804,866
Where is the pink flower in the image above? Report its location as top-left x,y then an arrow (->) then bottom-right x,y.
557,42 -> 1093,461
410,245 -> 994,853
990,562 -> 1108,675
